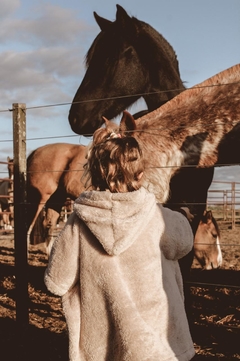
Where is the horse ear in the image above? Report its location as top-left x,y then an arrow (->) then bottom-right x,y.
119,110 -> 137,136
205,210 -> 213,224
116,5 -> 132,28
93,12 -> 112,31
102,116 -> 109,127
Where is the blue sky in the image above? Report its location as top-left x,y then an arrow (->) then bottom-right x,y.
0,0 -> 239,197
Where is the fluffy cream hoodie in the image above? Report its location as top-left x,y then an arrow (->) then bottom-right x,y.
44,187 -> 195,361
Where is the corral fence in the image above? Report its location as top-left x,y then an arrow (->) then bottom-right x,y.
0,104 -> 240,350
207,181 -> 240,229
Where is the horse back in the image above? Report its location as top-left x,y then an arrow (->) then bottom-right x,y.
27,143 -> 87,197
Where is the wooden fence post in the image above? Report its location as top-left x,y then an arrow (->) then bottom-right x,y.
231,182 -> 236,229
223,190 -> 227,221
12,103 -> 29,334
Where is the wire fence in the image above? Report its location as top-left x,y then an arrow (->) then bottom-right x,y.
1,160 -> 240,233
0,98 -> 239,340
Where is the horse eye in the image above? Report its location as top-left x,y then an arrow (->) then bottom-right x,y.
212,233 -> 217,239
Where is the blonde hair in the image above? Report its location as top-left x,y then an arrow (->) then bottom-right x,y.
84,135 -> 144,193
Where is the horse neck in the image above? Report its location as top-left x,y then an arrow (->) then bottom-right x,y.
137,22 -> 186,111
138,136 -> 183,202
143,83 -> 185,111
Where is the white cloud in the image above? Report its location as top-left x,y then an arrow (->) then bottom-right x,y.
0,0 -> 20,19
0,3 -> 92,47
0,48 -> 85,111
0,2 -> 95,113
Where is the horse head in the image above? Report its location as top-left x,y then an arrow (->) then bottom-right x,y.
194,210 -> 222,270
68,4 -> 184,135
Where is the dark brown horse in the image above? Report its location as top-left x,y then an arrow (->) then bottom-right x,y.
68,4 -> 185,135
67,4 -> 214,229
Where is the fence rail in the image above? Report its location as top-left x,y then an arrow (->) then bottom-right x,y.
208,181 -> 240,228
1,172 -> 240,231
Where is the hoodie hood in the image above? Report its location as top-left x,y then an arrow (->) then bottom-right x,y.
74,187 -> 157,256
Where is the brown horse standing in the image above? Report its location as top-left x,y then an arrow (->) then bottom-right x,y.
27,143 -> 87,252
27,123 -> 119,252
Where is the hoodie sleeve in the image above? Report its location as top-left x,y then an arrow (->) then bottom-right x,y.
44,212 -> 81,296
158,205 -> 194,261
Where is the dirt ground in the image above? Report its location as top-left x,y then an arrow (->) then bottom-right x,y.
0,221 -> 239,361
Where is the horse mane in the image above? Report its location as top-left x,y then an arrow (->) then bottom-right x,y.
132,18 -> 181,77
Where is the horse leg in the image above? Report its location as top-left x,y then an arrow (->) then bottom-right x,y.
28,202 -> 46,245
2,211 -> 9,230
27,186 -> 54,245
43,208 -> 62,256
42,188 -> 68,255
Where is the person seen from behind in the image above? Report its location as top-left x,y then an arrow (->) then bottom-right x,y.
44,125 -> 195,361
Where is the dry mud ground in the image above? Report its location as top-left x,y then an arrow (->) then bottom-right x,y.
0,221 -> 239,361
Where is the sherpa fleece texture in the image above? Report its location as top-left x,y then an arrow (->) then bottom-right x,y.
45,187 -> 195,361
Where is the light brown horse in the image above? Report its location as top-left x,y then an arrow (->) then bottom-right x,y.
27,143 -> 87,250
91,64 -> 239,279
114,64 -> 240,210
194,210 -> 222,269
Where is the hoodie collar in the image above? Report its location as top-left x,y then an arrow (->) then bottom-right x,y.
74,187 -> 157,256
